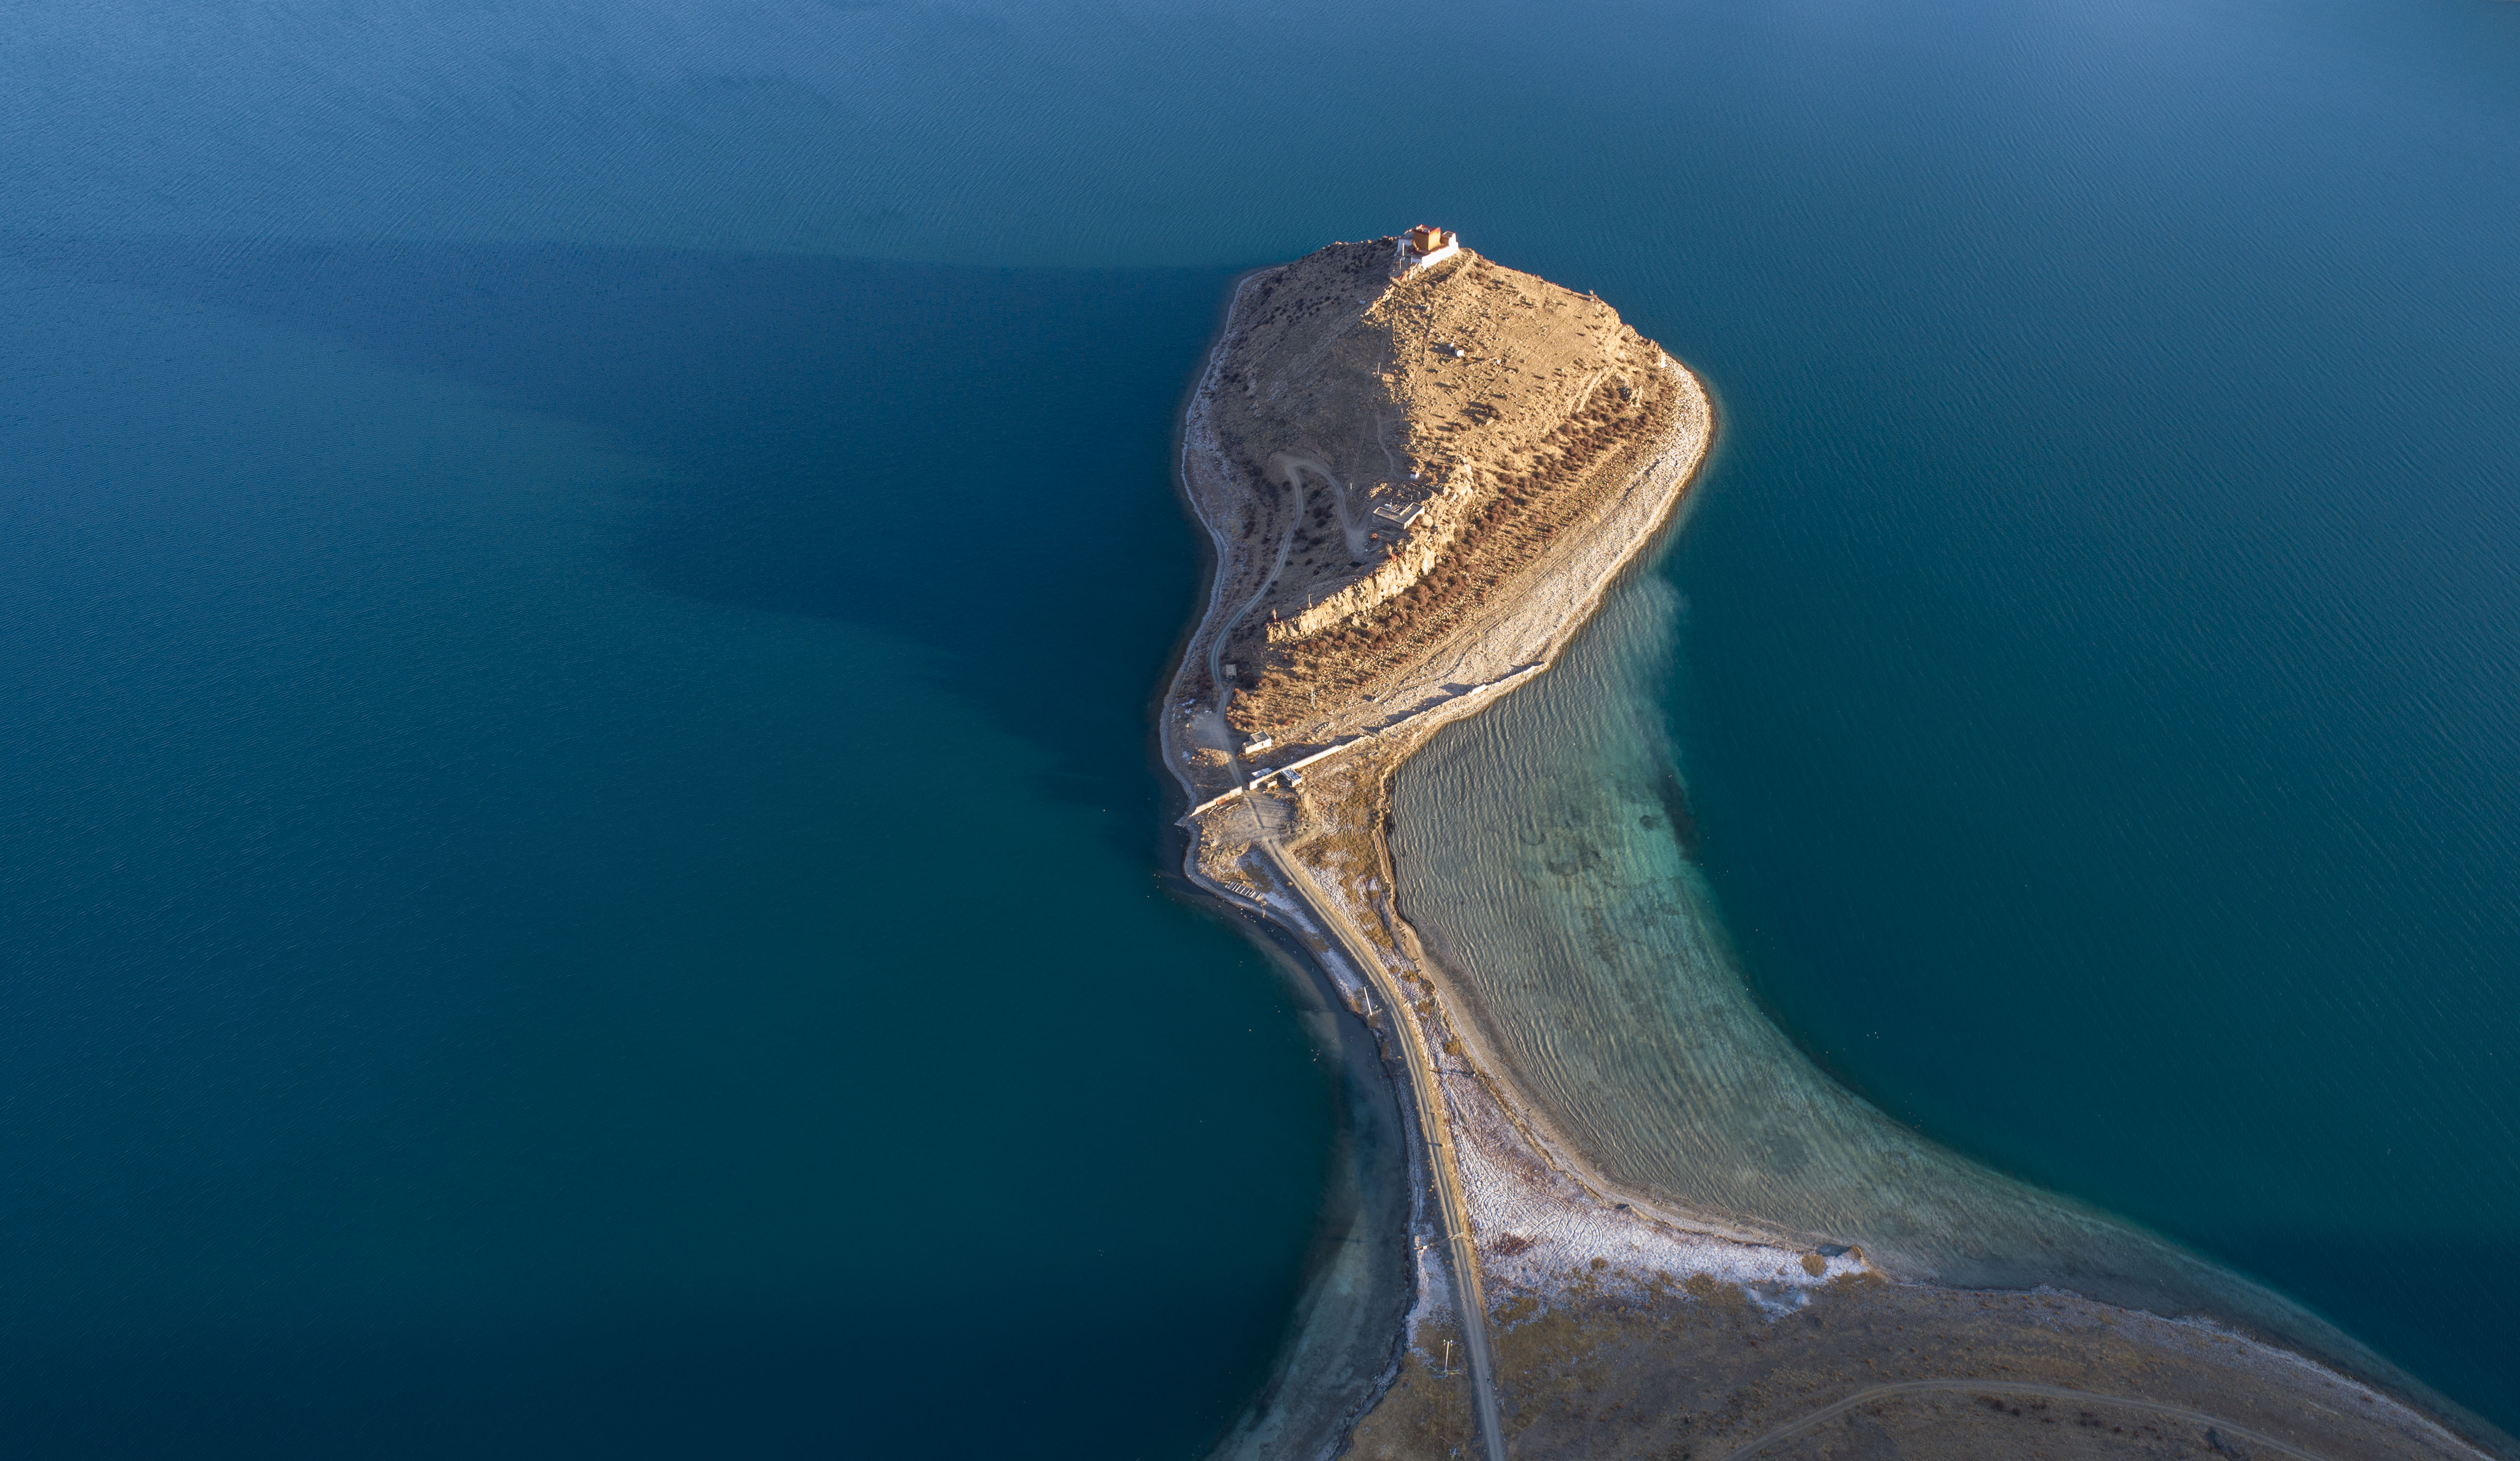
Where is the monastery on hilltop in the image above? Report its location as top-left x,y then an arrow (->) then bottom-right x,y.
1393,223 -> 1459,276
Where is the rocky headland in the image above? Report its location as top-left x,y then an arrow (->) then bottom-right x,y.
1160,232 -> 2500,1461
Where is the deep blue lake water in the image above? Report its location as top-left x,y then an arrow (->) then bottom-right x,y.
0,244 -> 1340,1457
5,0 -> 2517,1450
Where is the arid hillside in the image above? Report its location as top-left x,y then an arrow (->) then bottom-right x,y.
1192,236 -> 1693,747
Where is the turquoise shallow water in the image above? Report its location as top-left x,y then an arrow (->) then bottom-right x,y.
1396,0 -> 2520,1431
5,0 -> 2519,1449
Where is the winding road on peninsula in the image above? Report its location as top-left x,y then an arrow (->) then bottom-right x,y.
1257,844 -> 1508,1461
1188,451 -> 1511,1461
1199,460 -> 1314,750
1171,274 -> 1509,1461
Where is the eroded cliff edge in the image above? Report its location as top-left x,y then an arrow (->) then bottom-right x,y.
1168,233 -> 1706,839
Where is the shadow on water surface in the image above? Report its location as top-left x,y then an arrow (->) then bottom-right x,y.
0,235 -> 1350,1460
20,236 -> 1240,848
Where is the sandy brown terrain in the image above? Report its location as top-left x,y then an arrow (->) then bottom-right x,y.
1353,1273 -> 2493,1461
1207,244 -> 1683,726
1165,235 -> 1708,830
1163,236 -> 2502,1461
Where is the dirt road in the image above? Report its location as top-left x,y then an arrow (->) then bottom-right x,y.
1257,843 -> 1509,1461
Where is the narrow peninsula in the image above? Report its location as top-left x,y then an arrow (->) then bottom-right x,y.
1162,232 -> 2494,1461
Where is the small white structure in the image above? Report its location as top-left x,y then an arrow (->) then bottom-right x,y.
1242,735 -> 1275,755
1371,500 -> 1427,529
1392,223 -> 1460,276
